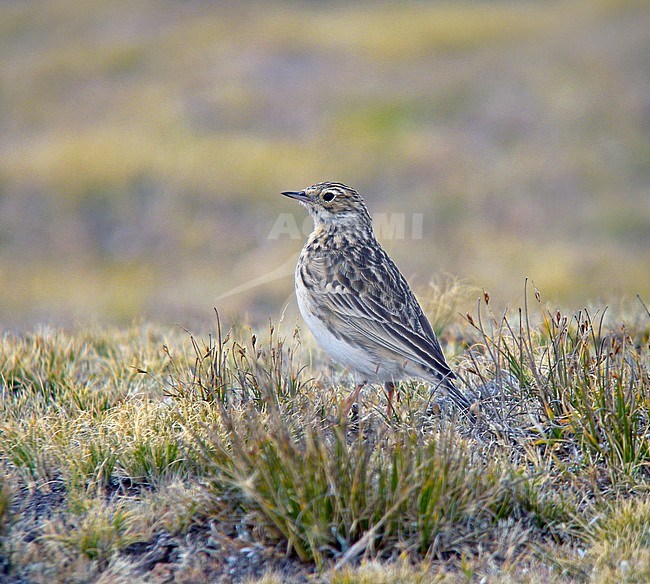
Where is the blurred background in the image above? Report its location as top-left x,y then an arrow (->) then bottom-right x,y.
1,0 -> 648,331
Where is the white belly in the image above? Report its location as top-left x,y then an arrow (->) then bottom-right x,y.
295,276 -> 369,372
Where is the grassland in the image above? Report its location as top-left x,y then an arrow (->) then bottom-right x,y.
1,0 -> 649,329
1,1 -> 649,580
1,285 -> 648,582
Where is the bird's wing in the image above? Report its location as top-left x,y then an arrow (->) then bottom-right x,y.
326,284 -> 454,380
302,248 -> 453,382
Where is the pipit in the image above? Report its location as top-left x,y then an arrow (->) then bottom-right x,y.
282,181 -> 473,417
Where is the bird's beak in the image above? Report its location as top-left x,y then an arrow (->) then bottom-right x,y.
281,190 -> 309,202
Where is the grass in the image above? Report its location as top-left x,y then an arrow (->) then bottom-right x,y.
0,284 -> 648,581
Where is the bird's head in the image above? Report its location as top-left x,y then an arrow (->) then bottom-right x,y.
282,182 -> 372,230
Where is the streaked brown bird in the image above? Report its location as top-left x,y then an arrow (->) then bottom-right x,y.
282,181 -> 473,417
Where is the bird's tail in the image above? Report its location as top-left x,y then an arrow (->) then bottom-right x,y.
440,375 -> 476,420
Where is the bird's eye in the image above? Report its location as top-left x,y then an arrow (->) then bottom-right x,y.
322,191 -> 336,202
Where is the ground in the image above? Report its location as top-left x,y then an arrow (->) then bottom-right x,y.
1,289 -> 648,582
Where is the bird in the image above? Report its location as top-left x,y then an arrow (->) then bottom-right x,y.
282,181 -> 473,418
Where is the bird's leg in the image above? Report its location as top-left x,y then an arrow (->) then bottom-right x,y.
342,381 -> 366,418
385,381 -> 399,417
